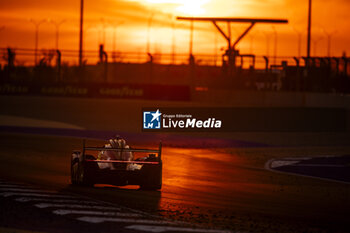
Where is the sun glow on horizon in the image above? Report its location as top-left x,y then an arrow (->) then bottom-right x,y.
140,0 -> 211,15
176,0 -> 209,15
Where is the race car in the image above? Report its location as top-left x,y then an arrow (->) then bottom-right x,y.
71,138 -> 162,190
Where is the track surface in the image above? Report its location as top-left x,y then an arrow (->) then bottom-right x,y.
0,133 -> 350,233
1,96 -> 350,233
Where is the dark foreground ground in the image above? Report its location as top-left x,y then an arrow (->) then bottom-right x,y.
0,133 -> 349,233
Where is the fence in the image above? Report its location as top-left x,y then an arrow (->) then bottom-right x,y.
1,47 -> 349,94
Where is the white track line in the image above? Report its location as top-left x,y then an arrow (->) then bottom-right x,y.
35,203 -> 121,210
265,158 -> 350,185
0,192 -> 75,198
125,225 -> 233,233
0,188 -> 56,193
77,216 -> 174,225
269,160 -> 299,168
1,181 -> 233,233
53,209 -> 141,217
63,187 -> 199,229
15,197 -> 98,204
286,164 -> 346,167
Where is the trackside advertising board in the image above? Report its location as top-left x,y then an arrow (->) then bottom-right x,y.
0,83 -> 190,101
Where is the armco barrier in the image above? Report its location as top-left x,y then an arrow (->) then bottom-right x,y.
0,83 -> 190,101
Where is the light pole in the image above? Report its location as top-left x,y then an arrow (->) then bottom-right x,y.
84,25 -> 94,49
110,21 -> 124,62
293,27 -> 302,58
100,18 -> 108,46
147,13 -> 154,54
29,19 -> 47,65
307,0 -> 312,58
264,32 -> 271,58
323,29 -> 337,57
189,18 -> 194,57
249,34 -> 255,54
214,29 -> 218,66
272,26 -> 277,65
171,16 -> 176,64
49,19 -> 66,50
79,0 -> 84,67
312,36 -> 322,56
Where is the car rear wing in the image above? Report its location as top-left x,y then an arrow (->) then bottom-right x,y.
81,140 -> 162,164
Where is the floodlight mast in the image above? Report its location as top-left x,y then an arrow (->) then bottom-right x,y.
177,17 -> 288,76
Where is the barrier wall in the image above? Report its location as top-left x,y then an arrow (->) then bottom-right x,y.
1,84 -> 349,132
0,83 -> 190,101
192,89 -> 350,109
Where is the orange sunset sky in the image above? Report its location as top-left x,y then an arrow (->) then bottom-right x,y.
0,0 -> 349,64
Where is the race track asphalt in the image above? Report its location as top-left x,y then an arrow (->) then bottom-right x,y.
0,133 -> 350,233
0,96 -> 350,233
